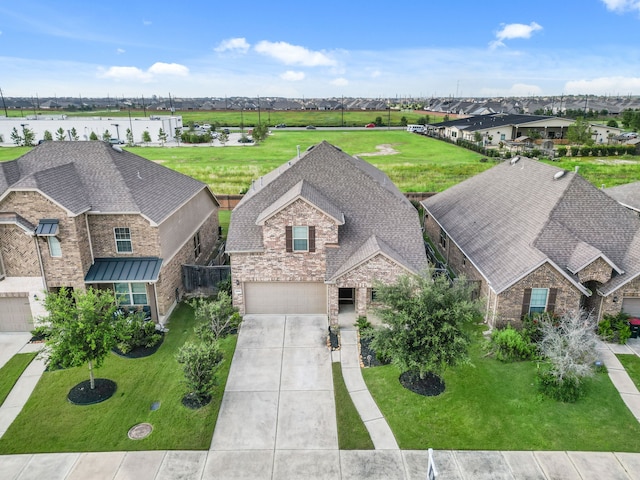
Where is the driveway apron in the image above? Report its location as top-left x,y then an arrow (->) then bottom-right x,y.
208,314 -> 339,479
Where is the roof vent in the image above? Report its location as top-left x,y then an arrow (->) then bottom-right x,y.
112,145 -> 123,153
510,156 -> 520,165
554,170 -> 567,180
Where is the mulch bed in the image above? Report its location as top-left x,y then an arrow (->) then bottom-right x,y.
359,335 -> 387,367
67,378 -> 117,405
399,371 -> 445,397
181,393 -> 212,409
112,334 -> 164,359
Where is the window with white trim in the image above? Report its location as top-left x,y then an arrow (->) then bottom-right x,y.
114,282 -> 148,306
48,237 -> 62,257
439,228 -> 447,249
292,226 -> 309,252
114,227 -> 132,253
529,288 -> 548,314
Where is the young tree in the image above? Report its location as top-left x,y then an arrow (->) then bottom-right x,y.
89,131 -> 99,141
371,272 -> 481,382
126,128 -> 134,146
190,291 -> 241,342
218,130 -> 229,146
102,129 -> 112,141
176,341 -> 223,406
536,309 -> 598,401
158,128 -> 167,145
55,127 -> 66,141
10,127 -> 22,146
174,127 -> 181,146
567,117 -> 593,145
42,287 -> 120,390
23,127 -> 36,146
142,130 -> 152,144
43,130 -> 53,141
251,123 -> 269,143
70,127 -> 80,141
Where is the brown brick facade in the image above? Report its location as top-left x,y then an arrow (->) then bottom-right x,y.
0,225 -> 40,276
88,214 -> 161,258
576,257 -> 613,285
602,276 -> 640,318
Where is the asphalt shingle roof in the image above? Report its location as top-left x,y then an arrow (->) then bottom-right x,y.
0,141 -> 214,225
422,157 -> 640,295
227,141 -> 427,279
605,181 -> 640,212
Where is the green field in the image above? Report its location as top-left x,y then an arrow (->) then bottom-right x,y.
1,131 -> 638,195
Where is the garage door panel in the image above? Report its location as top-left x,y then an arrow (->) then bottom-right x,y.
0,295 -> 34,332
245,282 -> 326,314
623,298 -> 640,318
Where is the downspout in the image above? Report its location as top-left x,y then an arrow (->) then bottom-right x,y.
491,291 -> 498,326
153,282 -> 161,326
485,287 -> 492,324
85,214 -> 95,264
34,236 -> 47,290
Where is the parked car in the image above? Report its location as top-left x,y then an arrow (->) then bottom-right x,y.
108,138 -> 125,144
275,123 -> 287,128
365,123 -> 375,128
306,125 -> 316,130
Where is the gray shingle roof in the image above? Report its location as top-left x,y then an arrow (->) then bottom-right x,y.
227,141 -> 427,279
605,181 -> 640,212
0,141 -> 215,224
422,157 -> 640,295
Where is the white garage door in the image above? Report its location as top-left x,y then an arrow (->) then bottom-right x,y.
623,298 -> 640,318
244,282 -> 327,314
0,295 -> 33,332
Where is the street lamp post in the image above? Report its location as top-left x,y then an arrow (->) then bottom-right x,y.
111,123 -> 120,140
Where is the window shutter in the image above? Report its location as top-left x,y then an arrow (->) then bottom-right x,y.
309,226 -> 315,252
285,226 -> 292,252
547,288 -> 557,314
521,288 -> 532,318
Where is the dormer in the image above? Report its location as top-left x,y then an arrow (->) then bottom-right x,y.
566,241 -> 623,285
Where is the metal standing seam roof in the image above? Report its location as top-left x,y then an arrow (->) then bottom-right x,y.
84,257 -> 163,283
34,219 -> 59,236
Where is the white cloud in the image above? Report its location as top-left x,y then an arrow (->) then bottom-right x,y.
564,76 -> 640,95
215,37 -> 250,54
330,78 -> 348,86
601,0 -> 640,12
490,22 -> 542,49
507,83 -> 543,96
98,62 -> 189,83
148,62 -> 189,76
370,70 -> 382,78
116,48 -> 125,54
280,70 -> 305,81
143,20 -> 152,26
254,41 -> 336,67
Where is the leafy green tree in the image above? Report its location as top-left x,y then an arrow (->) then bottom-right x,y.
374,116 -> 383,126
142,130 -> 152,144
42,287 -> 120,390
400,116 -> 408,126
55,127 -> 66,141
371,272 -> 481,381
474,131 -> 483,145
218,130 -> 229,146
191,291 -> 241,342
157,128 -> 167,145
175,127 -> 181,146
567,117 -> 593,145
251,122 -> 269,143
607,119 -> 619,128
10,127 -> 22,146
89,131 -> 99,141
11,126 -> 36,146
176,341 -> 223,405
43,130 -> 53,141
70,127 -> 79,141
126,128 -> 134,146
102,129 -> 112,141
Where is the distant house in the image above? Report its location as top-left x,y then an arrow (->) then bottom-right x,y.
0,141 -> 219,331
226,141 -> 427,323
422,157 -> 640,326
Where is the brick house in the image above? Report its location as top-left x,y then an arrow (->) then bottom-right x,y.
422,157 -> 640,326
0,141 -> 219,331
226,141 -> 427,324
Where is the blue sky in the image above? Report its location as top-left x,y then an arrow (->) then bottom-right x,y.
2,0 -> 640,99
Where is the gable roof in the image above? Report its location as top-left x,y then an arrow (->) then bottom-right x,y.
432,113 -> 574,132
605,181 -> 640,213
0,141 -> 216,225
422,157 -> 640,295
227,141 -> 427,279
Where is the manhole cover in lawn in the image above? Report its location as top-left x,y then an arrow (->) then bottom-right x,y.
128,423 -> 153,440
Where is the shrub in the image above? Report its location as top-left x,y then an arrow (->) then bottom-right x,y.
490,325 -> 534,362
176,341 -> 223,403
115,311 -> 162,354
30,324 -> 52,341
557,146 -> 567,157
536,368 -> 586,402
190,291 -> 241,341
570,146 -> 580,156
598,312 -> 631,344
355,316 -> 374,339
530,148 -> 541,158
579,146 -> 592,156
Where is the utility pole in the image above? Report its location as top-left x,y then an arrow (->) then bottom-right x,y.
1,88 -> 9,117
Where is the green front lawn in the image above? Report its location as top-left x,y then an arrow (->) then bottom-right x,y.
0,303 -> 236,453
364,336 -> 640,451
618,354 -> 640,390
332,363 -> 374,450
0,352 -> 37,406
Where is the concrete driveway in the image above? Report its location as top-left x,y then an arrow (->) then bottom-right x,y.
208,314 -> 340,479
0,333 -> 33,370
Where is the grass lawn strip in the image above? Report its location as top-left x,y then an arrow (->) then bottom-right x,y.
0,303 -> 236,453
332,362 -> 374,450
617,354 -> 640,391
0,352 -> 37,407
364,331 -> 640,451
